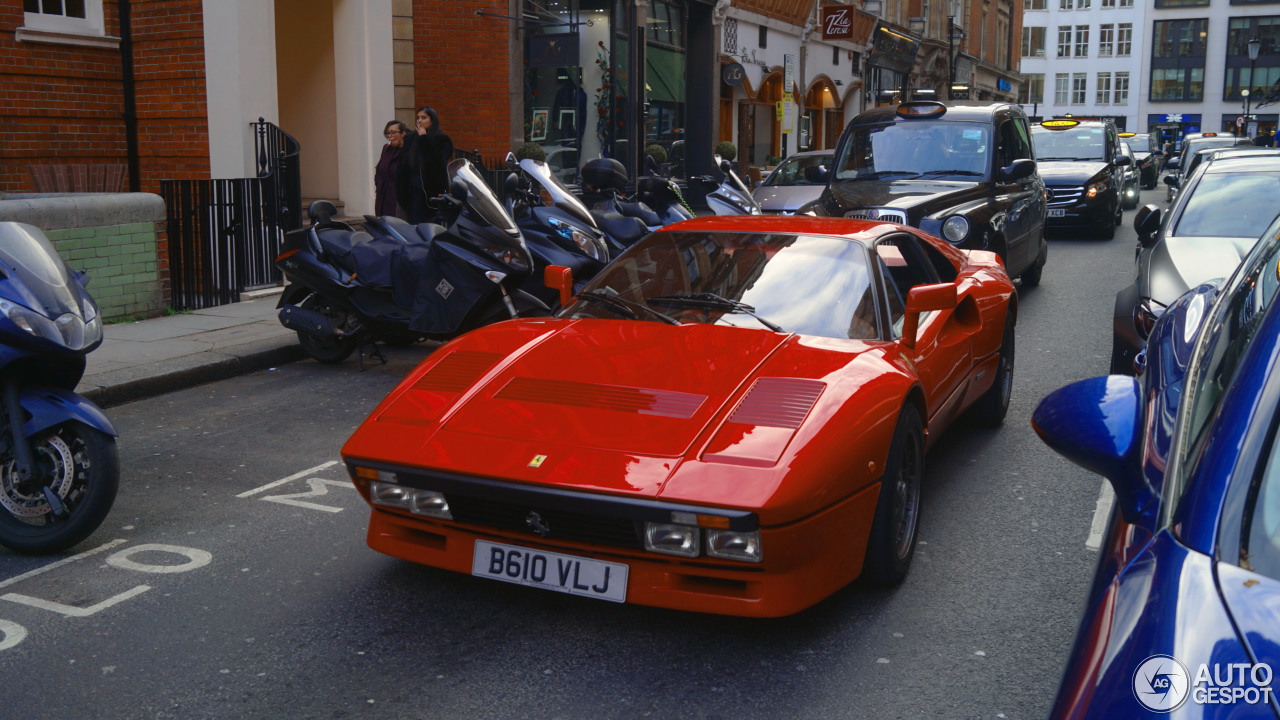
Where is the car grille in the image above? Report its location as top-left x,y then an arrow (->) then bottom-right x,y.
843,208 -> 907,224
1046,186 -> 1084,206
446,493 -> 643,548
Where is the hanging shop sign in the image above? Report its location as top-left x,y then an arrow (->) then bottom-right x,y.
867,22 -> 920,75
821,6 -> 854,40
530,33 -> 580,68
723,62 -> 746,86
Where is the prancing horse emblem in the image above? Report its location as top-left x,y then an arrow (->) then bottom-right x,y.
525,511 -> 551,537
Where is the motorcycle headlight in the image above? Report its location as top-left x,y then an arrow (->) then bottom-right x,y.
548,216 -> 607,262
941,215 -> 970,244
0,299 -> 96,351
474,237 -> 530,272
1086,180 -> 1107,199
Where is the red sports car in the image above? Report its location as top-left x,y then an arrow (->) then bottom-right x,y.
342,215 -> 1017,617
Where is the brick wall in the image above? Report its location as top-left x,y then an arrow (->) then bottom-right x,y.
0,2 -> 210,196
47,223 -> 165,321
415,0 -> 512,160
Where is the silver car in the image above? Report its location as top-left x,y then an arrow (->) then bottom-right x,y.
752,150 -> 834,214
1112,153 -> 1280,373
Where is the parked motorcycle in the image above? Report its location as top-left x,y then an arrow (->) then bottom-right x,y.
275,159 -> 547,364
579,156 -> 695,232
0,222 -> 119,554
698,155 -> 763,216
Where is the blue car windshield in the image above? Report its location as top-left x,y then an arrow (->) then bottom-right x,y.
834,121 -> 991,180
0,222 -> 81,318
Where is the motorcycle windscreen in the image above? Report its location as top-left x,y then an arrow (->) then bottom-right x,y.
519,158 -> 599,229
447,160 -> 520,237
0,222 -> 84,319
391,241 -> 497,335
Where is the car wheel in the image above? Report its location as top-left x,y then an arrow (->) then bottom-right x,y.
1020,258 -> 1044,288
861,403 -> 924,586
1097,217 -> 1116,240
969,308 -> 1016,426
1113,198 -> 1123,226
297,295 -> 358,364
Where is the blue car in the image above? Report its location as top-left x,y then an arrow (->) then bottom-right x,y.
1033,214 -> 1280,718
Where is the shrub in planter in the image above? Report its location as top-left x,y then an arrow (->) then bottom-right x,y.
644,144 -> 668,164
515,142 -> 546,162
715,141 -> 737,161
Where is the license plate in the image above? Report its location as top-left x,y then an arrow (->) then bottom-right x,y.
1048,208 -> 1066,217
472,540 -> 629,603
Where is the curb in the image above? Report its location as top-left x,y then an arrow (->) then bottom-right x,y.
79,343 -> 308,409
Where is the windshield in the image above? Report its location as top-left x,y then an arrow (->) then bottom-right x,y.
1031,125 -> 1107,161
1174,172 -> 1280,238
519,158 -> 598,229
566,231 -> 880,339
0,222 -> 83,319
1181,139 -> 1246,175
1124,136 -> 1152,153
448,159 -> 519,235
834,121 -> 990,180
761,154 -> 834,187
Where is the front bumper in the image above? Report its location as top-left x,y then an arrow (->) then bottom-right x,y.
1046,187 -> 1114,230
361,483 -> 880,618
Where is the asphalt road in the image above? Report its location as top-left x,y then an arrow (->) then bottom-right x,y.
0,194 -> 1153,720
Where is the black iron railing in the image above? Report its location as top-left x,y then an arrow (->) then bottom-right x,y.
253,117 -> 302,231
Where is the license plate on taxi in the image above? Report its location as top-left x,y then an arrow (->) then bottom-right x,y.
1048,208 -> 1066,217
472,540 -> 629,603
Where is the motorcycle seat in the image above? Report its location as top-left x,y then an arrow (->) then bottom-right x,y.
615,200 -> 662,228
414,223 -> 448,243
591,211 -> 647,248
316,228 -> 372,274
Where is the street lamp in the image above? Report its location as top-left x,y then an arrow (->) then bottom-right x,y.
1246,35 -> 1262,133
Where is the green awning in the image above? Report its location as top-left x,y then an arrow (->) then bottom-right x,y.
646,46 -> 685,104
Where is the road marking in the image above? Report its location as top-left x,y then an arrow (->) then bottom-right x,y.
0,619 -> 27,651
0,538 -> 129,590
261,478 -> 354,513
1086,481 -> 1115,551
237,461 -> 340,498
106,544 -> 212,574
2,586 -> 151,617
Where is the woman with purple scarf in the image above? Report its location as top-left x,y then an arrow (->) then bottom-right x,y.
374,120 -> 407,218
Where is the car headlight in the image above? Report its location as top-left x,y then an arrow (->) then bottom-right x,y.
1134,298 -> 1167,339
0,299 -> 98,351
1086,180 -> 1108,199
941,215 -> 970,244
547,216 -> 607,262
644,522 -> 700,557
706,529 -> 762,563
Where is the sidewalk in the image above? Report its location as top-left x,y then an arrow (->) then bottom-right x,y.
76,289 -> 305,408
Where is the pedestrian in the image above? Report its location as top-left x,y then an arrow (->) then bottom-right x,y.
1254,130 -> 1272,147
396,106 -> 454,224
374,120 -> 407,218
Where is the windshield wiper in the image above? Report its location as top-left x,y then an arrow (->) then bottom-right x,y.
1036,156 -> 1087,161
647,292 -> 785,332
916,169 -> 986,177
575,290 -> 680,325
854,170 -> 920,180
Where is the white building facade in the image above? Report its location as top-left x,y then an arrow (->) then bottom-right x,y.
1018,0 -> 1146,132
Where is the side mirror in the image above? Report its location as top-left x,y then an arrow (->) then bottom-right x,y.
1166,156 -> 1180,169
504,172 -> 521,198
1031,375 -> 1156,527
1163,175 -> 1179,189
720,159 -> 734,174
450,178 -> 468,202
999,158 -> 1037,182
544,265 -> 573,307
900,282 -> 957,349
505,152 -> 519,171
1134,204 -> 1162,248
1113,154 -> 1132,167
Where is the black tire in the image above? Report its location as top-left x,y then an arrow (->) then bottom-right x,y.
1113,199 -> 1123,226
969,309 -> 1016,426
297,295 -> 357,364
1098,216 -> 1117,240
1020,258 -> 1044,288
0,422 -> 119,555
862,404 -> 925,586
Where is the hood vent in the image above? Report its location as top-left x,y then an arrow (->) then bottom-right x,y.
495,377 -> 705,419
728,378 -> 825,429
413,351 -> 504,393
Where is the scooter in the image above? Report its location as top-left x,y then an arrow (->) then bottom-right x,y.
275,159 -> 547,365
578,157 -> 693,234
698,155 -> 763,216
0,222 -> 119,554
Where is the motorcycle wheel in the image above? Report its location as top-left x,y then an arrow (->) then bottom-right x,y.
297,295 -> 358,364
0,421 -> 119,555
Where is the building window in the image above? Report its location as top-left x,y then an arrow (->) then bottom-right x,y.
1072,72 -> 1087,103
1058,26 -> 1072,57
1152,18 -> 1207,100
1022,26 -> 1045,57
21,0 -> 104,35
1154,0 -> 1208,6
833,45 -> 840,65
1078,0 -> 1091,7
1099,24 -> 1114,57
1102,0 -> 1115,6
1055,73 -> 1070,103
1117,23 -> 1132,56
1115,72 -> 1129,104
1075,25 -> 1089,57
1060,0 -> 1072,8
1224,16 -> 1280,101
1025,0 -> 1046,9
759,24 -> 767,49
1120,0 -> 1132,6
1152,67 -> 1205,101
1097,73 -> 1112,103
1019,73 -> 1045,103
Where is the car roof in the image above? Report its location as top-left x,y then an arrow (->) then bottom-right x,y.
1202,155 -> 1280,173
849,101 -> 1017,125
779,150 -> 834,160
1033,119 -> 1111,130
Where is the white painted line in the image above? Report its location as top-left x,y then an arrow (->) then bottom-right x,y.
2,585 -> 151,617
1086,481 -> 1116,551
106,544 -> 212,574
0,538 -> 129,590
0,619 -> 27,651
237,461 -> 340,498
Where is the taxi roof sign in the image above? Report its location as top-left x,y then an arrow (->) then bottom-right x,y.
1040,119 -> 1080,129
1118,132 -> 1136,137
1202,132 -> 1219,137
896,102 -> 947,118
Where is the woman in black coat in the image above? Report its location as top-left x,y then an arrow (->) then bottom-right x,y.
396,106 -> 454,224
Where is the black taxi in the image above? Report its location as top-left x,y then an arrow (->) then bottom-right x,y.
807,101 -> 1048,286
1030,119 -> 1130,239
